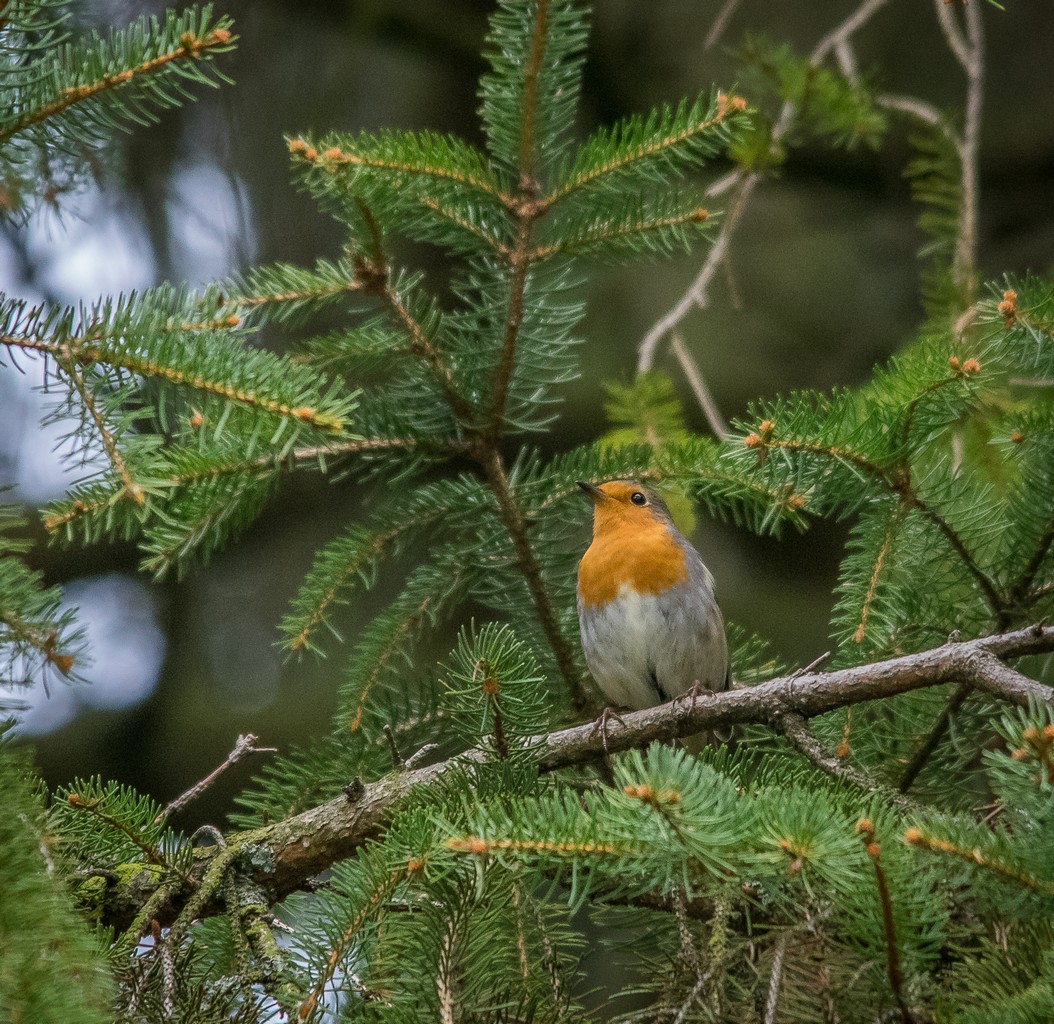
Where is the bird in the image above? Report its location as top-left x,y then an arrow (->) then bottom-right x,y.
576,480 -> 730,744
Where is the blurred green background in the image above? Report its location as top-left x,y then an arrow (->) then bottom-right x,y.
3,0 -> 1053,827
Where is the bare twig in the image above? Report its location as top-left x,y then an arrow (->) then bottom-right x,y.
934,0 -> 972,71
789,651 -> 834,681
637,0 -> 894,405
671,331 -> 730,439
672,972 -> 710,1024
157,734 -> 275,822
83,626 -> 1054,935
637,174 -> 755,376
704,0 -> 743,51
763,930 -> 790,1024
935,0 -> 985,297
1009,377 -> 1054,389
776,711 -> 917,809
876,93 -> 947,133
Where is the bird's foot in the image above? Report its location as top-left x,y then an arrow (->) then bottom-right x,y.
672,680 -> 715,717
589,706 -> 627,755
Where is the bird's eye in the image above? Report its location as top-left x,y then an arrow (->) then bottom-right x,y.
630,491 -> 647,506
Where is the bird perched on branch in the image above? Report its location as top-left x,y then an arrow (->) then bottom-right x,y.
576,480 -> 730,745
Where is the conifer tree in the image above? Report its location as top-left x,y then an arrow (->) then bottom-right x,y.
2,1 -> 1054,1022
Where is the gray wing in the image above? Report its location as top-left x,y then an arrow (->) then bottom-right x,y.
654,542 -> 730,696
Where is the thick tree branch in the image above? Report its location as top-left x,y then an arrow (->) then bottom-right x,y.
84,626 -> 1054,934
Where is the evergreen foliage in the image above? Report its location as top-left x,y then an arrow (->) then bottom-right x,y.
0,1 -> 235,215
0,731 -> 113,1024
2,1 -> 1054,1021
0,502 -> 87,705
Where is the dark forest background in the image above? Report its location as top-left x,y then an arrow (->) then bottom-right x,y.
3,0 -> 1052,826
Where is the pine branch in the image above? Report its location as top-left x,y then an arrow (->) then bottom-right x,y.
223,256 -> 367,323
532,202 -> 712,263
488,205 -> 542,435
516,0 -> 551,180
905,825 -> 1054,897
898,646 -> 1054,793
0,743 -> 114,1024
4,304 -> 350,432
81,625 -> 1054,933
910,493 -> 1003,618
9,30 -> 230,138
65,792 -> 180,876
856,819 -> 915,1024
296,866 -> 406,1023
0,10 -> 234,143
1,506 -> 85,689
417,198 -> 513,257
56,357 -> 144,506
546,93 -> 744,206
370,267 -> 477,427
288,131 -> 510,206
281,524 -> 411,655
478,447 -> 595,712
743,414 -> 1005,617
897,681 -> 971,794
479,0 -> 587,177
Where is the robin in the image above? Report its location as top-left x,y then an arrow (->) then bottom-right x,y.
576,480 -> 730,741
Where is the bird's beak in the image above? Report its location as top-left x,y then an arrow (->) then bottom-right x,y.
577,481 -> 605,503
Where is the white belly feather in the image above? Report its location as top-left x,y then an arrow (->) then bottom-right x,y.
578,580 -> 727,711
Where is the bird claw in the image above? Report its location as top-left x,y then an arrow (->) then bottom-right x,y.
590,706 -> 626,755
672,680 -> 715,716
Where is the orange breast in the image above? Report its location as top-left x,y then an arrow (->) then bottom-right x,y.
577,524 -> 689,608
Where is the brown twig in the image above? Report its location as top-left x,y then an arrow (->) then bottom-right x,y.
856,819 -> 914,1023
670,331 -> 730,439
478,447 -> 594,711
897,681 -> 972,794
157,734 -> 276,823
788,650 -> 834,681
776,712 -> 916,809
